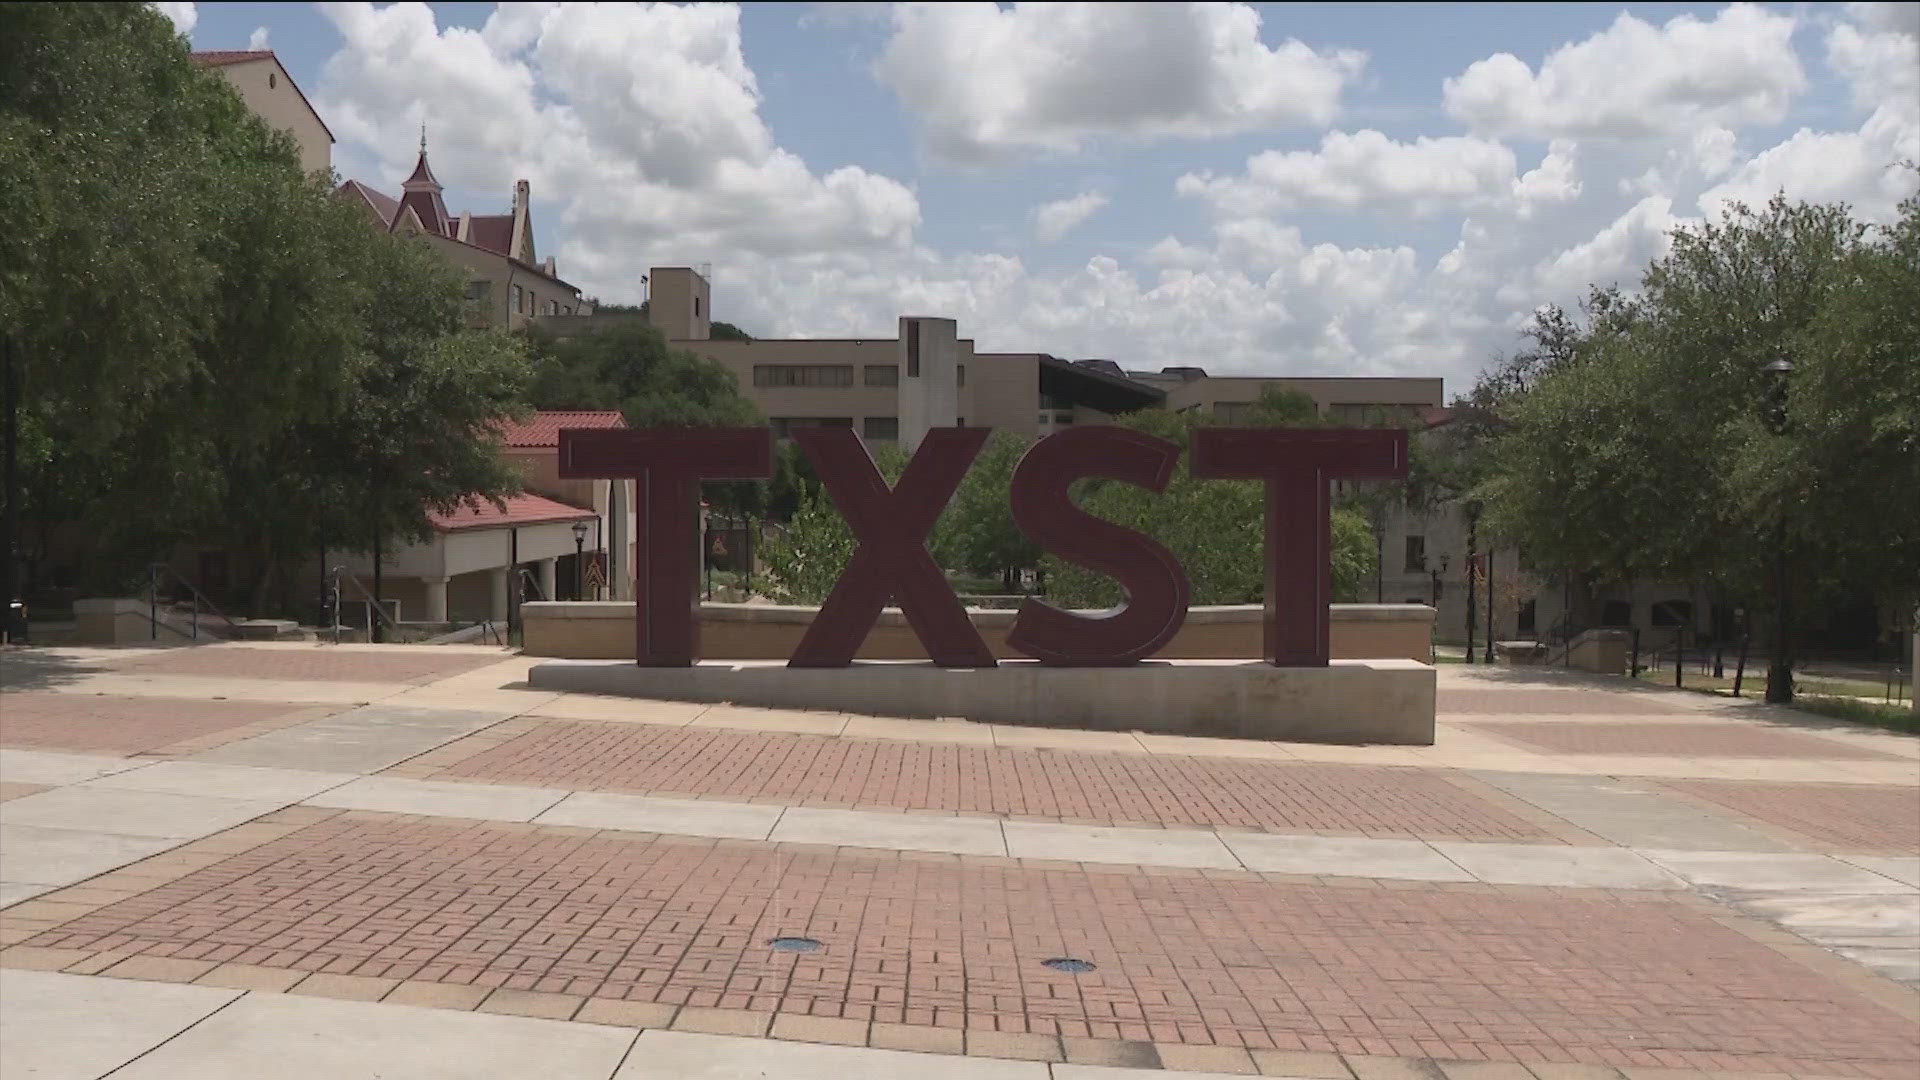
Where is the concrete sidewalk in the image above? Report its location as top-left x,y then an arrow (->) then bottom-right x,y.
3,643 -> 1916,1078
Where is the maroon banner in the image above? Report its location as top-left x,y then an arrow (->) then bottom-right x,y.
1189,428 -> 1407,666
557,427 -> 772,666
1005,425 -> 1189,664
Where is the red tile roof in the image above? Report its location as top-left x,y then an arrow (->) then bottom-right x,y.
190,50 -> 274,68
466,215 -> 514,256
428,493 -> 597,533
496,411 -> 626,449
338,180 -> 400,225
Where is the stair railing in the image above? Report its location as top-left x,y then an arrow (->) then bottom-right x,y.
145,563 -> 242,642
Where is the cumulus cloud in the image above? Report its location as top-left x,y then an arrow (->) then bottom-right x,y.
1693,3 -> 1919,223
314,0 -> 919,284
1443,4 -> 1804,139
152,2 -> 195,35
1176,131 -> 1580,220
247,26 -> 270,50
1030,192 -> 1109,243
875,1 -> 1364,164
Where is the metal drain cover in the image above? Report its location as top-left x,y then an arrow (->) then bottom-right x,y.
768,936 -> 823,953
1042,957 -> 1096,973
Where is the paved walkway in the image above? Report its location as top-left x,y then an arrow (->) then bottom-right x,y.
2,643 -> 1916,1078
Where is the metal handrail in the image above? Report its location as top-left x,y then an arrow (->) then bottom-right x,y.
329,566 -> 400,643
145,563 -> 242,642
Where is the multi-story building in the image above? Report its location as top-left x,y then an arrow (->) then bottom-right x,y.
617,267 -> 1447,454
337,143 -> 585,329
190,50 -> 333,173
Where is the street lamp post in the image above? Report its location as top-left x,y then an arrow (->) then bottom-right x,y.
571,520 -> 589,602
1761,356 -> 1794,705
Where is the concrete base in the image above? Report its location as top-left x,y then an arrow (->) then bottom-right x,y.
526,658 -> 1436,746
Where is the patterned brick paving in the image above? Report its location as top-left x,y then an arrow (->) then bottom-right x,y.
1661,781 -> 1920,854
1468,720 -> 1900,760
0,692 -> 308,754
25,815 -> 1919,1073
433,720 -> 1557,840
1438,688 -> 1700,715
112,647 -> 501,684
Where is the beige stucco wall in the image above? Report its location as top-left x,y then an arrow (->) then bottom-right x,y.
1164,376 -> 1444,418
650,268 -> 711,341
523,603 -> 1434,664
208,57 -> 331,174
422,236 -> 580,330
967,353 -> 1043,439
676,337 -> 904,438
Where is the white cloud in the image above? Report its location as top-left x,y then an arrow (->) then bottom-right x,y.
1443,4 -> 1804,139
1693,4 -> 1919,224
1845,2 -> 1920,37
152,2 -> 195,35
875,1 -> 1364,164
1030,192 -> 1109,243
314,0 -> 919,281
1827,16 -> 1920,112
1522,195 -> 1688,304
247,26 -> 270,50
1176,131 -> 1581,220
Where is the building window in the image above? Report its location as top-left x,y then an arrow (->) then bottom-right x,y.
956,364 -> 966,387
1213,401 -> 1251,423
694,296 -> 702,318
864,365 -> 898,387
956,417 -> 965,426
754,365 -> 854,388
862,416 -> 899,441
1040,393 -> 1074,411
268,73 -> 276,89
770,417 -> 853,439
1403,536 -> 1426,573
465,280 -> 491,306
906,323 -> 920,377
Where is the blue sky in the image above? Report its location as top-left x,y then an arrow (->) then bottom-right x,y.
162,2 -> 1917,396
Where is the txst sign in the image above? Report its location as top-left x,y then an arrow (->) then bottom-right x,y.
558,425 -> 1406,670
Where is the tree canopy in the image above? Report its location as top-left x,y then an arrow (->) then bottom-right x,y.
1477,193 -> 1920,699
3,3 -> 532,610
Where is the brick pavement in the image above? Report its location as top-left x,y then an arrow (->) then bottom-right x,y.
0,692 -> 311,754
1467,720 -> 1899,759
1661,780 -> 1920,854
1437,688 -> 1701,715
22,813 -> 1919,1074
431,720 -> 1560,841
110,647 -> 502,684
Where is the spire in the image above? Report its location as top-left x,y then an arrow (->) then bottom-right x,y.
396,121 -> 449,235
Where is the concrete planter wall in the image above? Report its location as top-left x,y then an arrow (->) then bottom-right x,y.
521,601 -> 1436,664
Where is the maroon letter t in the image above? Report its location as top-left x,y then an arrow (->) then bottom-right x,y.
1189,428 -> 1407,667
557,427 -> 772,667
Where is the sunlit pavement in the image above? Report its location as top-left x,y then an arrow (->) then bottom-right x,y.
3,643 -> 1915,1078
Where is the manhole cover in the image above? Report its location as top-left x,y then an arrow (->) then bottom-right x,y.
768,936 -> 823,953
1042,957 -> 1096,973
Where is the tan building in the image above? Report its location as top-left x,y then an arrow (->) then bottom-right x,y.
331,411 -> 635,626
337,144 -> 584,329
190,50 -> 333,174
602,267 -> 1447,454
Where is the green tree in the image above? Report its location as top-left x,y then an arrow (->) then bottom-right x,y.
760,441 -> 909,604
1482,194 -> 1920,702
935,431 -> 1041,591
1045,408 -> 1377,608
526,322 -> 758,427
2,4 -> 541,613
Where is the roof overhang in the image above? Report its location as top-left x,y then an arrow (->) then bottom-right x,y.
1036,356 -> 1166,414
